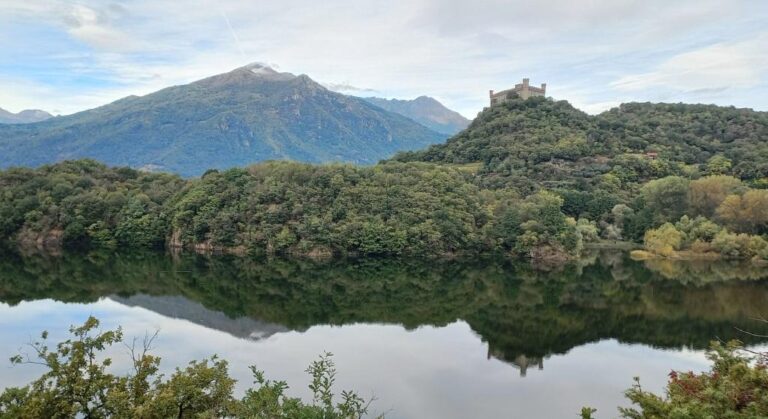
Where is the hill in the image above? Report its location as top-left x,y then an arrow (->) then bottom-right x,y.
0,64 -> 445,177
363,96 -> 470,135
393,97 -> 768,193
2,97 -> 767,262
0,107 -> 53,124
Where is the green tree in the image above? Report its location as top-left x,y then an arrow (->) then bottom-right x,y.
716,189 -> 768,234
688,175 -> 743,218
706,154 -> 733,175
640,176 -> 690,224
643,223 -> 682,257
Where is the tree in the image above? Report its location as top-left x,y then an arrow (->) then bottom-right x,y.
640,176 -> 690,224
674,215 -> 722,247
603,204 -> 634,240
643,223 -> 682,257
706,154 -> 732,175
716,189 -> 768,233
711,230 -> 768,260
688,175 -> 743,218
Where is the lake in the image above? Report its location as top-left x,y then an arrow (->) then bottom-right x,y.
1,249 -> 767,418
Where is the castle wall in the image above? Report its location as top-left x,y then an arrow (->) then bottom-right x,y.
489,80 -> 545,105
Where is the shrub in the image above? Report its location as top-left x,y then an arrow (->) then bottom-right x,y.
620,341 -> 768,418
643,223 -> 682,257
0,317 -> 377,419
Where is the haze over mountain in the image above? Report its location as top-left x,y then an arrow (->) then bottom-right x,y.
362,96 -> 470,135
0,108 -> 53,124
0,64 -> 445,177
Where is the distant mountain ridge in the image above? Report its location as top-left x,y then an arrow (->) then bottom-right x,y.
0,107 -> 53,124
363,96 -> 470,135
0,64 -> 446,176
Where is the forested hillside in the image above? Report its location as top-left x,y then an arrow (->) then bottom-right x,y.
393,97 -> 768,192
1,97 -> 767,263
0,160 -> 591,261
392,97 -> 768,260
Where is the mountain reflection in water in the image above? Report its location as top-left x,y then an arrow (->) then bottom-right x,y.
2,249 -> 767,368
1,249 -> 768,418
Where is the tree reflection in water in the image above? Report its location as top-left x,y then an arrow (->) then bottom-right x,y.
1,248 -> 767,375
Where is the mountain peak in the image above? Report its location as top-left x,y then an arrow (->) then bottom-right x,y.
0,66 -> 444,176
362,96 -> 470,135
413,95 -> 437,103
232,62 -> 296,81
0,107 -> 53,124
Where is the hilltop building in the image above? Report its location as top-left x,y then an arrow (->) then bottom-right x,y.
487,346 -> 545,377
489,78 -> 546,106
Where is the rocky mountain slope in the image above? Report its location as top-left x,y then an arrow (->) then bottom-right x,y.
363,95 -> 469,135
0,64 -> 445,176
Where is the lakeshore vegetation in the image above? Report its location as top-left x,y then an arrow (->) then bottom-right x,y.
1,98 -> 767,262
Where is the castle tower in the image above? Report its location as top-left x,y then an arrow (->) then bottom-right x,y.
489,78 -> 546,106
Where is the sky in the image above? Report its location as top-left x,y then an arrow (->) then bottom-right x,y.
1,0 -> 767,118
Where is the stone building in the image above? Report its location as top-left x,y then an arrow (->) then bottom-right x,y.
489,78 -> 546,106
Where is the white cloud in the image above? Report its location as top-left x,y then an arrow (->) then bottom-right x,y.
61,4 -> 138,52
612,34 -> 768,92
572,100 -> 622,115
323,82 -> 377,93
0,0 -> 766,117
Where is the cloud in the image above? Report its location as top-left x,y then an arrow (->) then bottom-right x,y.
611,34 -> 768,93
323,82 -> 377,93
60,4 -> 138,52
0,0 -> 767,117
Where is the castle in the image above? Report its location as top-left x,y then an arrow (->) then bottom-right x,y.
489,78 -> 546,106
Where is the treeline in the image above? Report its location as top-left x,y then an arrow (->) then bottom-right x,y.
393,97 -> 768,190
2,98 -> 767,262
633,175 -> 768,260
392,98 -> 768,224
1,165 -> 766,263
0,160 -> 184,248
0,159 -> 593,260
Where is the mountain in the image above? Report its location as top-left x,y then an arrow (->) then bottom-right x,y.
363,96 -> 469,135
0,107 -> 53,124
109,294 -> 290,340
0,64 -> 446,177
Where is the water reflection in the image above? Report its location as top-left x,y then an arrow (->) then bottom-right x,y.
0,249 -> 767,417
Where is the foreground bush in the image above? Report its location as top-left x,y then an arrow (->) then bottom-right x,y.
0,317 -> 376,418
584,340 -> 768,418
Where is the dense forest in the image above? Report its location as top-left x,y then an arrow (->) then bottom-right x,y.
0,159 -> 591,261
1,97 -> 767,262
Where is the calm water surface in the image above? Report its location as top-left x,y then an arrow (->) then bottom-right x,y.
1,249 -> 767,418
